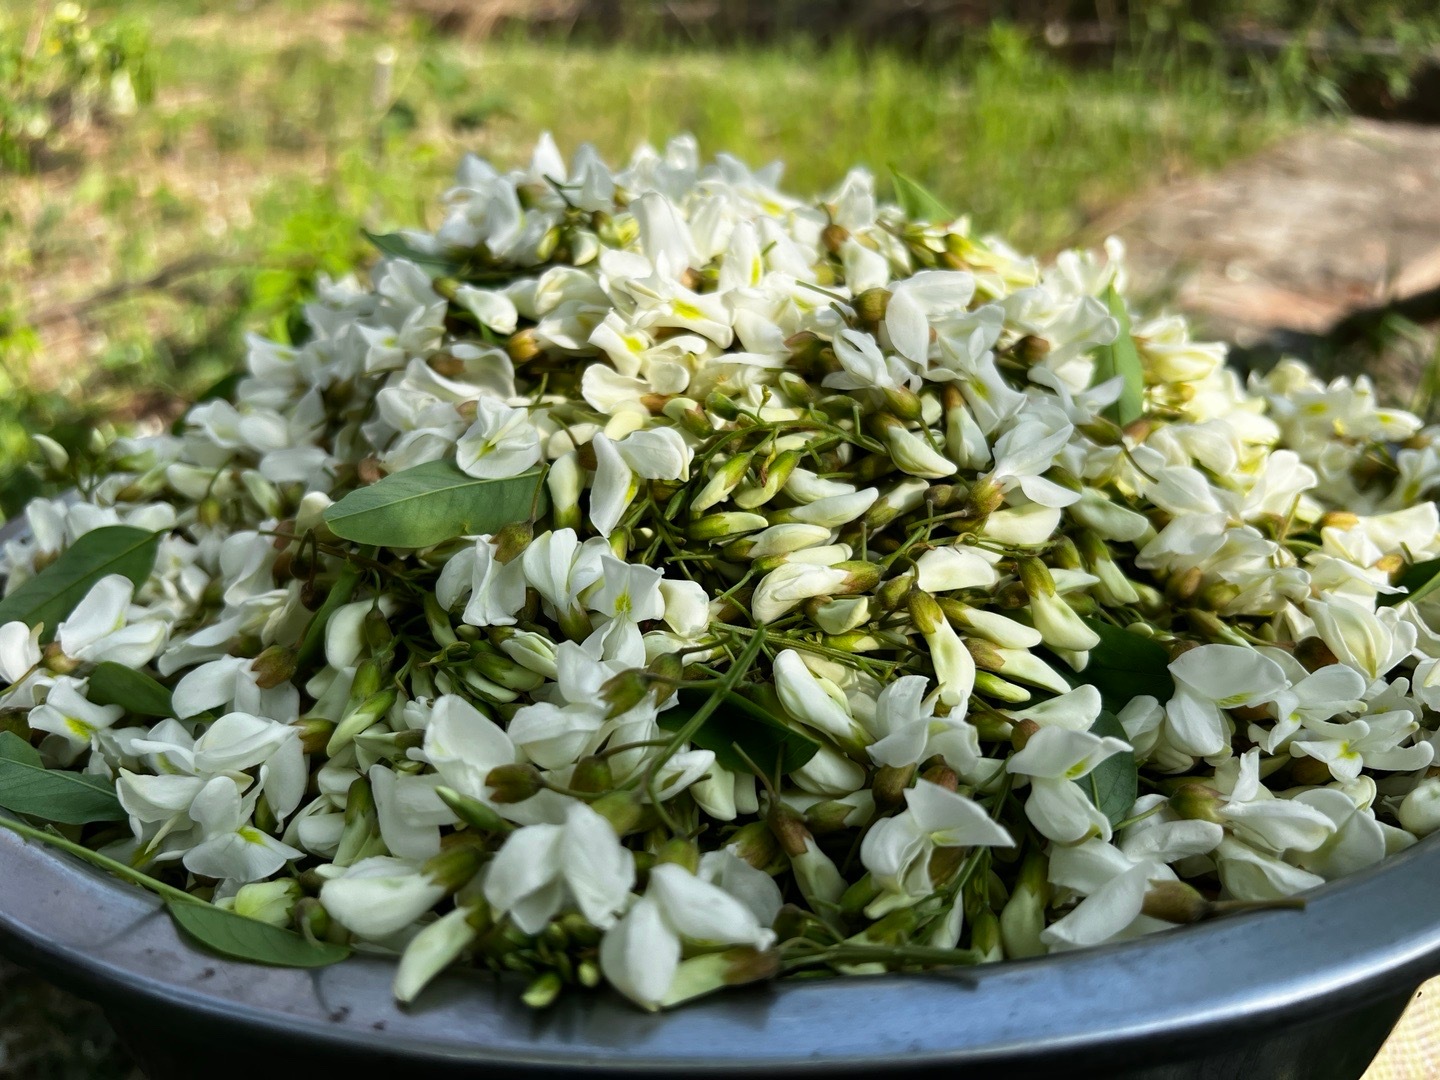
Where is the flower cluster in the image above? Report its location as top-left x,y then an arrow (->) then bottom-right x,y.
4,133 -> 1440,1011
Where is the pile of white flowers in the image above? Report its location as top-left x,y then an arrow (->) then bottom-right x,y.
4,134 -> 1440,1013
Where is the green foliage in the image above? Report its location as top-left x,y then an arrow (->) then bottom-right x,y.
660,687 -> 822,776
86,662 -> 175,718
0,732 -> 126,824
0,526 -> 161,640
323,462 -> 546,549
1094,285 -> 1145,428
1080,711 -> 1139,828
166,900 -> 351,968
0,3 -> 153,172
1066,619 -> 1176,714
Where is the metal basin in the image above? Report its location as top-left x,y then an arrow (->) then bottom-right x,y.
0,823 -> 1435,1079
0,515 -> 1434,1079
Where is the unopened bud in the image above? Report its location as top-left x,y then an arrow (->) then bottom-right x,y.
687,512 -> 769,542
41,642 -> 80,675
493,520 -> 533,564
767,800 -> 812,859
590,789 -> 647,835
872,764 -> 916,813
1141,881 -> 1211,925
250,645 -> 297,690
727,820 -> 782,871
522,971 -> 563,1009
436,786 -> 511,833
293,716 -> 335,755
486,763 -> 544,804
1168,782 -> 1224,824
507,328 -> 542,363
569,755 -> 614,795
692,453 -> 753,513
600,668 -> 652,718
964,477 -> 1004,518
423,844 -> 485,893
919,763 -> 959,792
907,589 -> 946,635
654,837 -> 700,874
854,287 -> 891,326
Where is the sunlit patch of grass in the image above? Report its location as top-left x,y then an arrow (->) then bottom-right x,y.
0,0 -> 1319,516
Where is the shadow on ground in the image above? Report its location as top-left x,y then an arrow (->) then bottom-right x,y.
0,959 -> 138,1079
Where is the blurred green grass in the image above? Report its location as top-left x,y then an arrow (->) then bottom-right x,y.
0,0 -> 1323,517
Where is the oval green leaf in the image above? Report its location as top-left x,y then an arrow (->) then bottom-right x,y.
1080,709 -> 1138,829
660,686 -> 821,776
1093,284 -> 1145,428
0,526 -> 162,642
87,662 -> 175,718
0,733 -> 125,824
1067,618 -> 1175,715
167,900 -> 351,969
324,460 -> 544,549
1381,557 -> 1440,608
364,230 -> 459,276
889,168 -> 952,223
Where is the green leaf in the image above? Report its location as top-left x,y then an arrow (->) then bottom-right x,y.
87,662 -> 174,718
889,168 -> 952,223
323,460 -> 544,549
1380,558 -> 1440,608
0,731 -> 42,768
363,230 -> 459,275
660,687 -> 820,776
0,526 -> 162,642
1080,709 -> 1138,829
166,901 -> 351,969
1066,618 -> 1174,714
0,734 -> 125,824
1093,285 -> 1145,428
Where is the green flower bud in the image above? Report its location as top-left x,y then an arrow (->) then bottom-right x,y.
854,287 -> 891,326
872,763 -> 916,813
654,837 -> 701,874
436,786 -> 511,833
249,645 -> 297,690
486,763 -> 544,804
423,843 -> 485,893
687,512 -> 769,542
569,754 -> 614,795
726,820 -> 782,872
692,452 -> 753,513
590,789 -> 647,836
233,879 -> 302,928
1140,881 -> 1211,925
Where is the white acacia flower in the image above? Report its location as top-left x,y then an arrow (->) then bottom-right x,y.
436,535 -> 527,628
859,780 -> 1014,916
0,621 -> 40,684
600,861 -> 777,1011
773,650 -> 870,751
1165,644 -> 1288,759
589,427 -> 692,538
1006,726 -> 1131,844
57,575 -> 166,668
455,396 -> 541,479
823,329 -> 915,392
982,418 -> 1078,509
27,677 -> 124,765
862,674 -> 983,775
182,776 -> 304,886
521,528 -> 608,630
320,856 -> 450,940
483,801 -> 634,934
